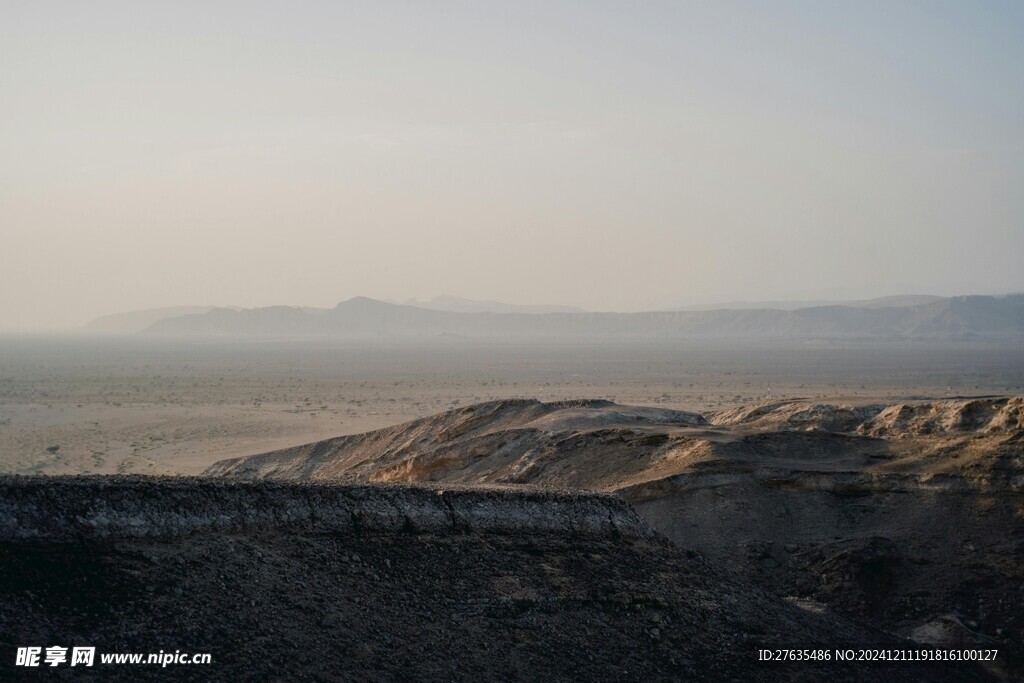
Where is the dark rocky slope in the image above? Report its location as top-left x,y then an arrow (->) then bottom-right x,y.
0,476 -> 986,681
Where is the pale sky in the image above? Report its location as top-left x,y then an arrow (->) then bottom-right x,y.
2,1 -> 1022,329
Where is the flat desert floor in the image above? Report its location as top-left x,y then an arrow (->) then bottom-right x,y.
2,336 -> 1023,476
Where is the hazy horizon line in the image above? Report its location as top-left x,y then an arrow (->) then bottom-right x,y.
4,288 -> 1024,334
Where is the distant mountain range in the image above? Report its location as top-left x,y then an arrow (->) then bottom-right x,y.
133,294 -> 1024,340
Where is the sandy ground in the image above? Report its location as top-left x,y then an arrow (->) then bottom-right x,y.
2,337 -> 1022,476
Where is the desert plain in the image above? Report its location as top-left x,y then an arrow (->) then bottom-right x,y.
3,336 -> 1023,477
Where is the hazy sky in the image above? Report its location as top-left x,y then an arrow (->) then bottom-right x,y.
2,1 -> 1022,329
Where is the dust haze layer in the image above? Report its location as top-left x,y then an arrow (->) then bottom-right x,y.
207,396 -> 1024,674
